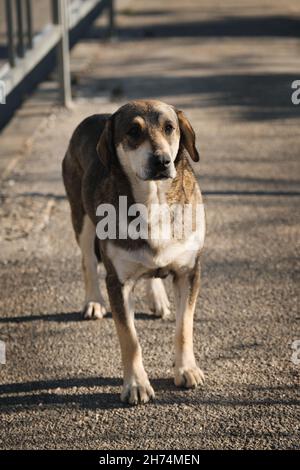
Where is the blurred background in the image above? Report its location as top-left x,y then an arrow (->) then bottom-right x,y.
0,0 -> 299,451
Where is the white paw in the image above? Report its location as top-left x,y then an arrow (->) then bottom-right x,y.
146,278 -> 170,319
82,301 -> 106,320
121,374 -> 155,405
174,365 -> 205,388
150,291 -> 170,319
151,295 -> 171,319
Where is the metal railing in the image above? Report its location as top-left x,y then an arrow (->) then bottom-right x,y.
0,0 -> 114,107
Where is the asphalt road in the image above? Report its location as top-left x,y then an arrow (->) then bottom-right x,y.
0,0 -> 299,449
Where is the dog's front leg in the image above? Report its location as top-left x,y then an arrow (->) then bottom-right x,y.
173,259 -> 205,388
106,275 -> 155,405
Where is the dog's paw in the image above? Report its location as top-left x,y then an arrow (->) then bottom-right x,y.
150,290 -> 170,319
82,301 -> 106,320
151,297 -> 171,319
121,375 -> 155,405
174,365 -> 205,388
147,278 -> 170,319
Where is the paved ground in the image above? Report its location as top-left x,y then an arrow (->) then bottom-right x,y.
0,0 -> 299,450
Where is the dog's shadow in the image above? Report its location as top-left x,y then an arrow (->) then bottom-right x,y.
0,311 -> 82,324
2,375 -> 298,411
0,311 -> 169,324
0,376 -> 176,411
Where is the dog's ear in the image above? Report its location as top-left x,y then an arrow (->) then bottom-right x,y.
175,109 -> 200,162
96,117 -> 115,170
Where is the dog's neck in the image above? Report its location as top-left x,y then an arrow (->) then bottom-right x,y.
128,174 -> 173,207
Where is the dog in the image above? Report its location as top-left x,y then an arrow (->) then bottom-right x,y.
62,100 -> 205,405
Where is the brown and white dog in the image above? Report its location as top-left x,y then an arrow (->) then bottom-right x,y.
62,100 -> 205,405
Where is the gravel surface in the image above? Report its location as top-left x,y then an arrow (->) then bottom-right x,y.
0,0 -> 299,450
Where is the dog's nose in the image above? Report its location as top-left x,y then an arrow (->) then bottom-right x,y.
154,154 -> 171,170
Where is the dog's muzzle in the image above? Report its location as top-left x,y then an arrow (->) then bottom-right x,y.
145,153 -> 174,180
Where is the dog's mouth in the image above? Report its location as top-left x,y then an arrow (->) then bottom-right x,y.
149,172 -> 172,181
139,169 -> 175,181
140,173 -> 172,181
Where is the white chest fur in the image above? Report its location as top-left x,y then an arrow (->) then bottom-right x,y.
106,205 -> 205,283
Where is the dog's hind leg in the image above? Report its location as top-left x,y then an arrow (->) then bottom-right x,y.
62,151 -> 106,319
79,215 -> 107,320
146,278 -> 170,319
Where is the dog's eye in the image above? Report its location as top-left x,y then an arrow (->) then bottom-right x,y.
127,125 -> 141,138
165,124 -> 174,135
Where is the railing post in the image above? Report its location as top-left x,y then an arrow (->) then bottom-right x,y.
5,0 -> 15,67
53,0 -> 72,108
25,0 -> 33,50
51,0 -> 59,24
15,0 -> 25,58
108,0 -> 115,37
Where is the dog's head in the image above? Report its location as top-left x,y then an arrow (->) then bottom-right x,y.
97,100 -> 199,181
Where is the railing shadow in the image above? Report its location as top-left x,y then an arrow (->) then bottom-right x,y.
75,73 -> 300,122
121,15 -> 300,40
